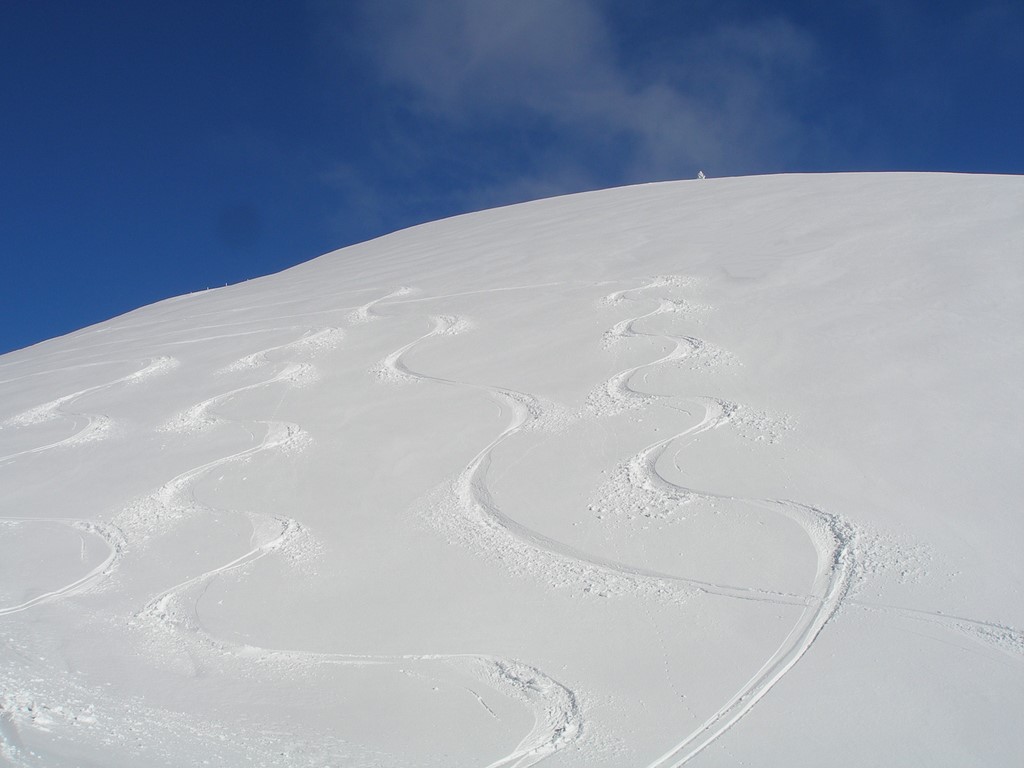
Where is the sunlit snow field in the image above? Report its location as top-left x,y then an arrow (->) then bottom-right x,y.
1,173 -> 1021,767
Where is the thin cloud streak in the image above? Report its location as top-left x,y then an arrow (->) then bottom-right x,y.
324,0 -> 821,218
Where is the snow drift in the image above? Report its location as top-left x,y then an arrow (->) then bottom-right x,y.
1,173 -> 1021,767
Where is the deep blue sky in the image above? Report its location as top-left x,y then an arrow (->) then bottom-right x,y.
2,0 -> 1022,354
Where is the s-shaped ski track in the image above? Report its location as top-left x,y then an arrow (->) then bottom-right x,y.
372,281 -> 858,767
131,314 -> 583,768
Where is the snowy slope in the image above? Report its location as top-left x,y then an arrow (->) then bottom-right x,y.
1,173 -> 1021,767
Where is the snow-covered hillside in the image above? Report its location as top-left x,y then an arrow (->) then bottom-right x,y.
1,173 -> 1021,767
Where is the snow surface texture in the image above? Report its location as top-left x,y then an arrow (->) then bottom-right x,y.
1,173 -> 1022,767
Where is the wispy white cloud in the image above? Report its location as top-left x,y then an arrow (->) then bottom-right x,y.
319,0 -> 821,214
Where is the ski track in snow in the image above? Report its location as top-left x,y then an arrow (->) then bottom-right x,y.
0,519 -> 126,618
218,326 -> 344,374
162,364 -> 316,433
597,279 -> 1021,755
600,280 -> 858,765
0,356 -> 178,464
161,351 -> 321,435
0,341 -> 319,765
373,280 -> 853,764
371,277 -> 1023,766
0,358 -> 178,620
115,299 -> 582,768
348,286 -> 415,324
2,283 -> 1020,767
